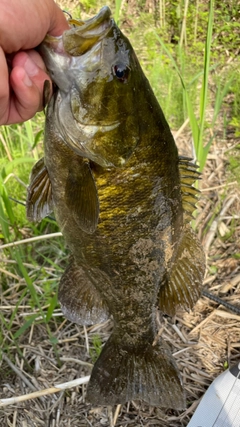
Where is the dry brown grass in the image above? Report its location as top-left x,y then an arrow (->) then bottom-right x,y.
0,124 -> 239,426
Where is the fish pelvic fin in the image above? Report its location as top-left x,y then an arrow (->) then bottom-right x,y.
87,333 -> 185,409
58,259 -> 109,325
26,157 -> 53,221
178,156 -> 201,221
158,225 -> 206,316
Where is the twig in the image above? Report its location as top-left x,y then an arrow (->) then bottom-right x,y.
171,324 -> 195,345
0,232 -> 62,250
0,132 -> 12,161
108,406 -> 114,427
2,353 -> 37,393
0,267 -> 20,280
113,404 -> 122,426
0,376 -> 90,407
152,325 -> 165,346
60,357 -> 93,368
174,118 -> 190,141
201,181 -> 237,192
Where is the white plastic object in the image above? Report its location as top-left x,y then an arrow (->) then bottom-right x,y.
187,362 -> 240,427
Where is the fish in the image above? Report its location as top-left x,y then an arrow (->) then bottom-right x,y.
26,6 -> 205,409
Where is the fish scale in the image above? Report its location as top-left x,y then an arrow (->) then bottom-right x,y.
27,6 -> 205,409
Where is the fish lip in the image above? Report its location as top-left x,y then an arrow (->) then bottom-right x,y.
41,6 -> 113,57
62,6 -> 113,56
68,6 -> 112,34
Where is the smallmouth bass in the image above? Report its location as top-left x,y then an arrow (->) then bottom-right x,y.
27,6 -> 205,409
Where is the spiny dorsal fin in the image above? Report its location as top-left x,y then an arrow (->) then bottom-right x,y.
178,156 -> 201,221
26,157 -> 53,221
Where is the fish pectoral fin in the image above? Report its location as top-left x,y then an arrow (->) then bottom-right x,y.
26,157 -> 53,221
87,334 -> 185,409
58,259 -> 109,325
158,225 -> 206,316
179,156 -> 201,221
65,159 -> 99,234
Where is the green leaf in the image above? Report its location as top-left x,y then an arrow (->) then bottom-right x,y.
46,294 -> 58,322
14,314 -> 38,339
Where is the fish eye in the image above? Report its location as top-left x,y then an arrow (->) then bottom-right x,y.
113,64 -> 130,83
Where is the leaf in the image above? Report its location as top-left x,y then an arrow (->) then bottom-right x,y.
46,294 -> 58,323
14,314 -> 38,339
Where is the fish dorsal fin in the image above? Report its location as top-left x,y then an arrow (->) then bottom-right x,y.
26,157 -> 53,221
58,258 -> 109,325
65,159 -> 99,234
158,225 -> 205,316
178,156 -> 201,221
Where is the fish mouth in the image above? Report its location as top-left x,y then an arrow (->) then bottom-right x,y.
62,6 -> 113,56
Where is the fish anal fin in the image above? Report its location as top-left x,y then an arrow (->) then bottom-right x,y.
58,259 -> 109,325
158,226 -> 205,316
65,159 -> 99,234
87,334 -> 185,409
26,157 -> 53,221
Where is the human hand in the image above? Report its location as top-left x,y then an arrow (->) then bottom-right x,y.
0,0 -> 69,125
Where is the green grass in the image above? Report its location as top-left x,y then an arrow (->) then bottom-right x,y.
0,119 -> 67,356
151,0 -> 235,171
89,334 -> 103,363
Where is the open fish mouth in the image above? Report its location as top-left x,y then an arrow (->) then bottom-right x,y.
62,6 -> 113,56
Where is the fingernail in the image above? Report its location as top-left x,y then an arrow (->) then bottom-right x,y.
24,57 -> 39,77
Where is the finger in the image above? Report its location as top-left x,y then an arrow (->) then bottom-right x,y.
0,0 -> 69,53
47,1 -> 70,37
14,49 -> 47,71
0,47 -> 10,125
7,51 -> 52,124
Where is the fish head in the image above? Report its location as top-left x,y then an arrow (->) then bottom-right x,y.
40,6 -> 144,167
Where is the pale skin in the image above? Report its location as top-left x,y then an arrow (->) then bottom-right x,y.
0,0 -> 69,125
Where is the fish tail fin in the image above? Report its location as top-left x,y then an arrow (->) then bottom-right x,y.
87,333 -> 185,409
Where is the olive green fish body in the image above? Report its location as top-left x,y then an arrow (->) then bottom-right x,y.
44,83 -> 181,331
43,103 -> 184,407
27,6 -> 205,409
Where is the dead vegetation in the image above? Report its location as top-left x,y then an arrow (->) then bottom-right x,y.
0,121 -> 239,426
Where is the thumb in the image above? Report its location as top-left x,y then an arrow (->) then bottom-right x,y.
8,50 -> 52,123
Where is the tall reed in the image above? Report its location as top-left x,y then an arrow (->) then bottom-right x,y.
155,0 -> 223,171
